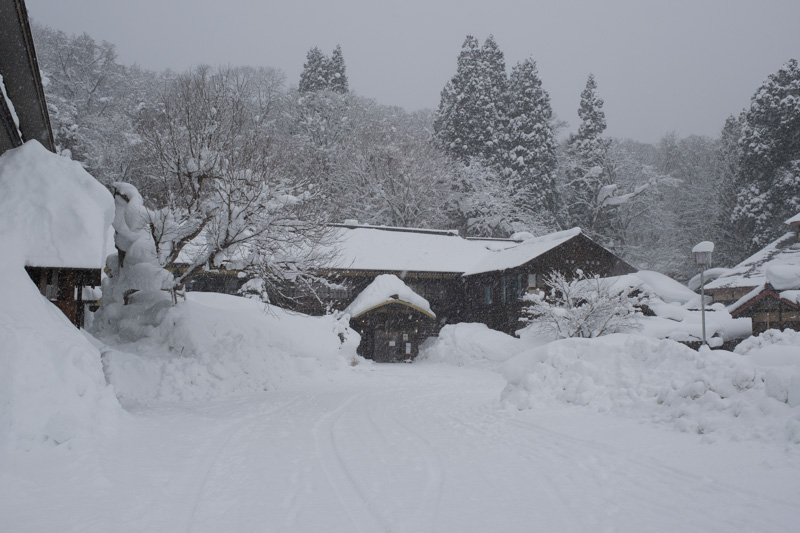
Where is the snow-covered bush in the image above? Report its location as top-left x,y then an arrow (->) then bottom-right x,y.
92,183 -> 174,342
520,270 -> 643,339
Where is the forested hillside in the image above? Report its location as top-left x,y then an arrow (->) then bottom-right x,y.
32,24 -> 799,281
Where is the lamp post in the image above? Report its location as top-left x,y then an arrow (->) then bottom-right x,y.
692,241 -> 714,348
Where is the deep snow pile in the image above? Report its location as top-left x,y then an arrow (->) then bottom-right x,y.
94,292 -> 359,405
501,333 -> 800,444
417,323 -> 524,369
0,141 -> 119,451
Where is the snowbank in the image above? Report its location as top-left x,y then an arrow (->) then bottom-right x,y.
417,323 -> 523,369
95,292 -> 359,405
0,142 -> 119,452
0,265 -> 119,451
501,333 -> 800,444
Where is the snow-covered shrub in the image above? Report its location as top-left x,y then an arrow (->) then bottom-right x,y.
520,270 -> 643,339
92,183 -> 174,342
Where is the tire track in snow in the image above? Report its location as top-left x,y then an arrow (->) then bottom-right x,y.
313,391 -> 396,533
179,393 -> 315,533
379,394 -> 445,533
452,407 -> 792,532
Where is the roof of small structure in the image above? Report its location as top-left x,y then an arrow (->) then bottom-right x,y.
344,274 -> 435,319
728,286 -> 800,317
0,140 -> 113,269
706,231 -> 800,291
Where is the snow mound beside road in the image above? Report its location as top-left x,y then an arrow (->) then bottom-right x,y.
500,334 -> 800,444
95,292 -> 359,405
417,323 -> 523,369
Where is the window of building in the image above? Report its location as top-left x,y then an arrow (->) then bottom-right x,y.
484,285 -> 492,305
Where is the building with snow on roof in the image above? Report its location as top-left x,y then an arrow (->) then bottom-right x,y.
706,214 -> 800,334
276,223 -> 636,360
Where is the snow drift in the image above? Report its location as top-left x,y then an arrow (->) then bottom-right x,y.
0,141 -> 119,452
417,323 -> 523,369
95,292 -> 359,405
501,333 -> 800,444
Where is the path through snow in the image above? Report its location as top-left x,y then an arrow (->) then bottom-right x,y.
2,363 -> 799,532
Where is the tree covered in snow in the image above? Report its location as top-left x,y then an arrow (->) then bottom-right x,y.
328,45 -> 349,94
731,59 -> 800,256
562,74 -> 613,233
133,65 -> 333,289
331,105 -> 455,228
31,23 -> 158,185
434,35 -> 507,164
504,58 -> 559,222
298,47 -> 329,93
521,270 -> 643,339
298,45 -> 348,94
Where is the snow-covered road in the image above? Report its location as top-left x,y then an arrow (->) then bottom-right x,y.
3,363 -> 799,532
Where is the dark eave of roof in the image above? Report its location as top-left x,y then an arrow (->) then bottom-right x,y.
0,0 -> 55,154
730,287 -> 800,318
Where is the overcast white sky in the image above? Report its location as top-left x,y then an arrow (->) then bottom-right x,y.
27,0 -> 800,143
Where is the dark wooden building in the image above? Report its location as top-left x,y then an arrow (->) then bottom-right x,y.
2,0 -> 105,328
276,224 -> 637,360
707,213 -> 800,334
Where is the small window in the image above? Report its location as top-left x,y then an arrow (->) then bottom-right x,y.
484,285 -> 492,305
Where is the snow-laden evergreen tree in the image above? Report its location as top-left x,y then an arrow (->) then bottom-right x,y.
563,74 -> 612,233
732,59 -> 800,255
477,35 -> 508,164
299,47 -> 329,93
505,58 -> 559,222
434,35 -> 483,161
434,35 -> 508,163
328,44 -> 349,94
713,114 -> 746,265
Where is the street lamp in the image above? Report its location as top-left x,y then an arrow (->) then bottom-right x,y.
692,241 -> 714,348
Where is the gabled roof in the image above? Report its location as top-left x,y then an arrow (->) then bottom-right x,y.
328,224 -> 518,274
706,231 -> 800,291
344,274 -> 435,319
461,228 -> 582,275
728,286 -> 800,317
327,225 -> 599,276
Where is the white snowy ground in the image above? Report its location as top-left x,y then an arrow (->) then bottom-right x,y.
2,354 -> 800,532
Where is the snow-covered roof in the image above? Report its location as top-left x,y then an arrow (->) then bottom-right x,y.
0,140 -> 113,269
344,274 -> 435,318
706,232 -> 800,291
461,228 -> 582,275
328,225 -> 515,273
785,212 -> 800,225
328,225 -> 584,276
